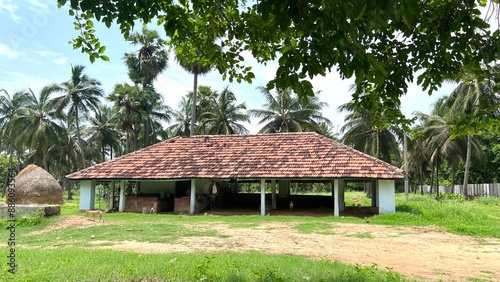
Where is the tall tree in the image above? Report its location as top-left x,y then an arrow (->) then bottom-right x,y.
339,101 -> 401,164
175,44 -> 215,136
412,111 -> 470,196
11,88 -> 66,171
45,64 -> 104,169
124,27 -> 169,146
168,96 -> 192,137
63,1 -> 500,131
108,83 -> 142,154
125,27 -> 169,88
0,89 -> 31,158
85,105 -> 123,162
249,87 -> 331,134
199,86 -> 249,135
441,76 -> 498,198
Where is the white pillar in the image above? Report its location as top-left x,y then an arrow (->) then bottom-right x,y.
377,180 -> 396,213
190,179 -> 196,214
79,180 -> 96,211
260,179 -> 266,216
333,180 -> 339,217
119,181 -> 126,212
271,180 -> 276,209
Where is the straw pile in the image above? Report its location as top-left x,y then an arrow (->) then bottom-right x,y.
14,165 -> 64,204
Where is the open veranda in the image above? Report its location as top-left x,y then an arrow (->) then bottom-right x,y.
1,191 -> 500,282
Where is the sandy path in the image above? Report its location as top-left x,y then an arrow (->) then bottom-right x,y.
33,216 -> 500,281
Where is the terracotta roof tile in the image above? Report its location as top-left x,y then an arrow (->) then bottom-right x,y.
66,132 -> 405,180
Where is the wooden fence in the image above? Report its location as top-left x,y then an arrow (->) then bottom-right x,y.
414,184 -> 500,197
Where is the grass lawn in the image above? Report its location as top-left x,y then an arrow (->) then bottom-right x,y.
1,191 -> 499,281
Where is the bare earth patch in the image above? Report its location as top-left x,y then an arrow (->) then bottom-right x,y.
28,215 -> 111,235
35,216 -> 500,281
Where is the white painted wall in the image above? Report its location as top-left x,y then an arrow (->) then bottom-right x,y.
79,180 -> 95,210
378,179 -> 395,214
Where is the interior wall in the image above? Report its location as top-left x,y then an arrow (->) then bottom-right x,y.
140,181 -> 176,196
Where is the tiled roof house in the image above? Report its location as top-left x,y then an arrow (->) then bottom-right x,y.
70,132 -> 405,216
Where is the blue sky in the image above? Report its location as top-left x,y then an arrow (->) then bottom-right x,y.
0,0 -> 458,134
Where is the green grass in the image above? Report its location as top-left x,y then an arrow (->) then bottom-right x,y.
370,193 -> 500,238
294,222 -> 336,235
0,249 -> 412,282
1,191 -> 500,281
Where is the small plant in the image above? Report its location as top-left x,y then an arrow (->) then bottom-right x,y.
15,215 -> 44,227
192,254 -> 218,282
437,193 -> 464,202
253,266 -> 285,282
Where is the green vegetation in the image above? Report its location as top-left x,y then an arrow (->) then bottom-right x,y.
0,249 -> 411,282
1,192 -> 500,281
370,194 -> 500,238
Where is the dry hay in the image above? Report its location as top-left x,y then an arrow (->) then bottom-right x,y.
14,165 -> 64,205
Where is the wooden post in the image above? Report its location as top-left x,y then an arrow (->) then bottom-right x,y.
119,180 -> 125,212
271,180 -> 276,210
260,179 -> 266,216
404,134 -> 409,201
190,179 -> 196,215
333,180 -> 339,217
109,182 -> 114,210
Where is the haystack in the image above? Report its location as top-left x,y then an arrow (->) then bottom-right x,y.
14,165 -> 64,205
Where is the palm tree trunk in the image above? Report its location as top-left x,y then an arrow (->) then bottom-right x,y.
429,165 -> 434,195
451,164 -> 455,194
75,108 -> 86,169
436,156 -> 440,198
126,130 -> 130,154
144,118 -> 150,147
190,72 -> 198,136
463,134 -> 472,199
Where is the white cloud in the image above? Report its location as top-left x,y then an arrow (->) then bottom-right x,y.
0,0 -> 21,23
26,0 -> 49,12
52,57 -> 68,65
0,71 -> 51,94
33,50 -> 68,65
0,43 -> 23,59
35,50 -> 58,57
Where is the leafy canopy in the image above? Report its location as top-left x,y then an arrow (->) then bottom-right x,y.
57,0 -> 500,129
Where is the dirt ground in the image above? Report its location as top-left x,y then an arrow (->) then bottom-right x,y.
35,215 -> 500,281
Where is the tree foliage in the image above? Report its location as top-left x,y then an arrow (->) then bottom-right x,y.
57,0 -> 500,130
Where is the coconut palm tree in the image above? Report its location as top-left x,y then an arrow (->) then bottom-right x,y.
0,89 -> 31,158
11,88 -> 66,171
45,64 -> 104,169
440,75 -> 498,198
85,105 -> 123,162
199,86 -> 249,135
47,123 -> 82,200
338,101 -> 402,164
249,87 -> 331,134
168,96 -> 192,137
412,111 -> 470,196
108,83 -> 142,154
135,87 -> 171,147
